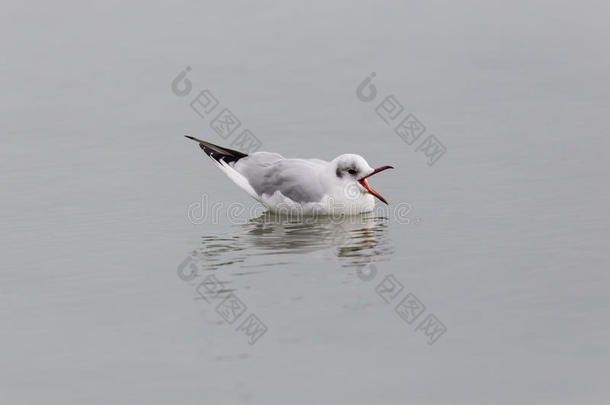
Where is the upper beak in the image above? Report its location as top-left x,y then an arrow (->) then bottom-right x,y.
357,165 -> 394,204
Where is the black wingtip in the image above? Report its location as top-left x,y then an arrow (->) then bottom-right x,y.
184,136 -> 248,164
183,135 -> 199,150
185,135 -> 208,151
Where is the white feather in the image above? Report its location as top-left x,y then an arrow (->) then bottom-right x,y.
201,149 -> 388,215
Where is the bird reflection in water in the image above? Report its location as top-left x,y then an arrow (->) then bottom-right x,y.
190,212 -> 393,273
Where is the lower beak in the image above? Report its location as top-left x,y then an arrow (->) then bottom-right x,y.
357,165 -> 394,204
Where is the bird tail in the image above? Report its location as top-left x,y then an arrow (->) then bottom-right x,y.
184,135 -> 248,165
184,135 -> 263,204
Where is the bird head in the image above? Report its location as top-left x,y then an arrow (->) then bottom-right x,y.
332,154 -> 394,204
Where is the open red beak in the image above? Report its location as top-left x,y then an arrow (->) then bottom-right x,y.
357,165 -> 394,204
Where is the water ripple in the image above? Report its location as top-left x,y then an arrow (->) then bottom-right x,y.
190,213 -> 394,273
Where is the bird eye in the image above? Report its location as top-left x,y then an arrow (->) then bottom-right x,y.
348,169 -> 357,175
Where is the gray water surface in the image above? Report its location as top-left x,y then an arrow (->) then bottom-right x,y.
2,1 -> 610,404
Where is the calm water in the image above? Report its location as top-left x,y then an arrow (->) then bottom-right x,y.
2,1 -> 610,403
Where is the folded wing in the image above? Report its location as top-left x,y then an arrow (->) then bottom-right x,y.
235,155 -> 328,203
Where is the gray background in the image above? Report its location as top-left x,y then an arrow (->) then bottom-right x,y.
2,0 -> 609,403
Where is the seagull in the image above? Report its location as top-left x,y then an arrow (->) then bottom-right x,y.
185,136 -> 394,214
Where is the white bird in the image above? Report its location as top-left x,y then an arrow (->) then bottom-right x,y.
185,136 -> 394,214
